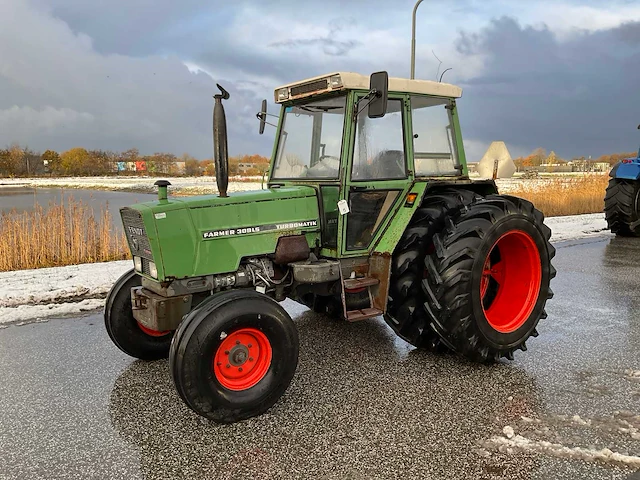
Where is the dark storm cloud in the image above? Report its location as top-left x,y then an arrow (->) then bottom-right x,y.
455,17 -> 640,160
269,17 -> 361,57
3,1 -> 640,161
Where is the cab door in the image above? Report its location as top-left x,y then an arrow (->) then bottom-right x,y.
339,94 -> 413,255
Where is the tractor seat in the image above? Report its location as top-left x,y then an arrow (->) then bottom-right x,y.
371,150 -> 406,179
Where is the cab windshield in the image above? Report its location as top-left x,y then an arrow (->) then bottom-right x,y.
271,96 -> 346,179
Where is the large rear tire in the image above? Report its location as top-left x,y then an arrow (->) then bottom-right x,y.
104,269 -> 173,360
169,290 -> 299,423
384,189 -> 480,349
422,195 -> 556,362
604,178 -> 640,236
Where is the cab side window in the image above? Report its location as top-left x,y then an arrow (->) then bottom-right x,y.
411,96 -> 459,176
351,99 -> 406,181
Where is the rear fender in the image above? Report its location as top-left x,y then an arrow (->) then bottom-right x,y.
610,160 -> 640,180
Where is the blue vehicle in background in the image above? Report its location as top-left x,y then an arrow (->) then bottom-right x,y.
605,125 -> 640,236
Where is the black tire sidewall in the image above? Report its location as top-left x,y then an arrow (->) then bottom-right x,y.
104,269 -> 173,360
469,215 -> 550,349
632,181 -> 640,223
175,293 -> 298,422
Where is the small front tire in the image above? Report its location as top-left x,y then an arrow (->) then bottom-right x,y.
169,290 -> 299,423
104,269 -> 173,360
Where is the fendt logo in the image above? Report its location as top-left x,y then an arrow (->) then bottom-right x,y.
128,226 -> 144,236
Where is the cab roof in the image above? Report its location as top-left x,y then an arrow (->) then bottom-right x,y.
274,71 -> 462,103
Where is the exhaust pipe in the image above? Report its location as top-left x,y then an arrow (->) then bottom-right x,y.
213,84 -> 230,198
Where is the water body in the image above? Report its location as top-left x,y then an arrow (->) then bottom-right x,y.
0,186 -> 156,231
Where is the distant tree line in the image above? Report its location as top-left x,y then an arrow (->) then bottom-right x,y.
513,147 -> 637,172
3,143 -> 633,178
0,144 -> 269,177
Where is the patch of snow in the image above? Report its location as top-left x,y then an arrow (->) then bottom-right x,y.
0,260 -> 131,308
484,434 -> 640,468
0,299 -> 106,326
0,176 -> 262,195
545,213 -> 611,243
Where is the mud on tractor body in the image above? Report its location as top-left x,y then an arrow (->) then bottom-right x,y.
105,71 -> 556,423
605,124 -> 640,236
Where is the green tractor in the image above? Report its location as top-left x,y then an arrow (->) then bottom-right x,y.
105,71 -> 556,423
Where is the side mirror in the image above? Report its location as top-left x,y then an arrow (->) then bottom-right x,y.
368,71 -> 389,119
258,99 -> 267,135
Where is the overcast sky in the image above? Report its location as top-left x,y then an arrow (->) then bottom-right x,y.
1,0 -> 640,161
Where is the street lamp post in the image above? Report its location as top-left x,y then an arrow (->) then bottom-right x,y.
411,0 -> 424,79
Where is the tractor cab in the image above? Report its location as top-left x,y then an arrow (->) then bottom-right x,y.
260,71 -> 474,257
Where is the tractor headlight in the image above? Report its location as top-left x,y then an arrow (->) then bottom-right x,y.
149,261 -> 158,279
133,256 -> 142,272
277,88 -> 289,101
329,74 -> 342,89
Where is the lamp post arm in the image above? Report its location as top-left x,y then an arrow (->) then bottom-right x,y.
411,0 -> 424,79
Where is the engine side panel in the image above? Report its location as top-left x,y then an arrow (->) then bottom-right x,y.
122,187 -> 321,280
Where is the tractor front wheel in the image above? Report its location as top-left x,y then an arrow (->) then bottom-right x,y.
169,289 -> 299,423
104,269 -> 173,360
422,195 -> 556,362
604,178 -> 640,236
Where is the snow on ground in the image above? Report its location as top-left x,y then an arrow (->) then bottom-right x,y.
0,176 -> 262,195
0,260 -> 131,308
483,432 -> 640,468
0,213 -> 613,326
545,213 -> 610,243
0,261 -> 131,326
0,172 -> 605,196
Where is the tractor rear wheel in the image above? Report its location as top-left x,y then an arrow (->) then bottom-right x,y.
104,269 -> 173,360
169,289 -> 299,423
604,178 -> 640,236
384,189 -> 480,349
422,195 -> 556,362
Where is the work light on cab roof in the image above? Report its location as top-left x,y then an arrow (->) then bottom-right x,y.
274,72 -> 462,104
104,46 -> 555,425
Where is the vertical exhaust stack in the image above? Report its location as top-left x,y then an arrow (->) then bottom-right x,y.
213,84 -> 230,198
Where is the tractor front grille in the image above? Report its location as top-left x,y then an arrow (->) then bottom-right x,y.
141,257 -> 152,276
120,207 -> 153,261
291,79 -> 328,98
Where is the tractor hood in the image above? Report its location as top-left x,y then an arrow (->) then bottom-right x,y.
120,186 -> 321,281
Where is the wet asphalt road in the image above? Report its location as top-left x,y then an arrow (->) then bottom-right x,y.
1,236 -> 640,480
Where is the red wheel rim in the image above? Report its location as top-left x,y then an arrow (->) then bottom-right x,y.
137,322 -> 171,337
481,230 -> 542,333
213,328 -> 272,391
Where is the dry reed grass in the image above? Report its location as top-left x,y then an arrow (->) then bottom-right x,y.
0,175 -> 610,272
0,195 -> 130,272
506,174 -> 609,217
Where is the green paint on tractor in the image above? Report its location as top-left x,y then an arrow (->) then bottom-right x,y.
125,186 -> 320,279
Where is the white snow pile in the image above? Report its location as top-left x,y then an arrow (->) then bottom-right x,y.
481,412 -> 640,468
0,213 -> 613,326
0,176 -> 262,195
0,261 -> 131,326
484,431 -> 640,468
545,213 -> 610,243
